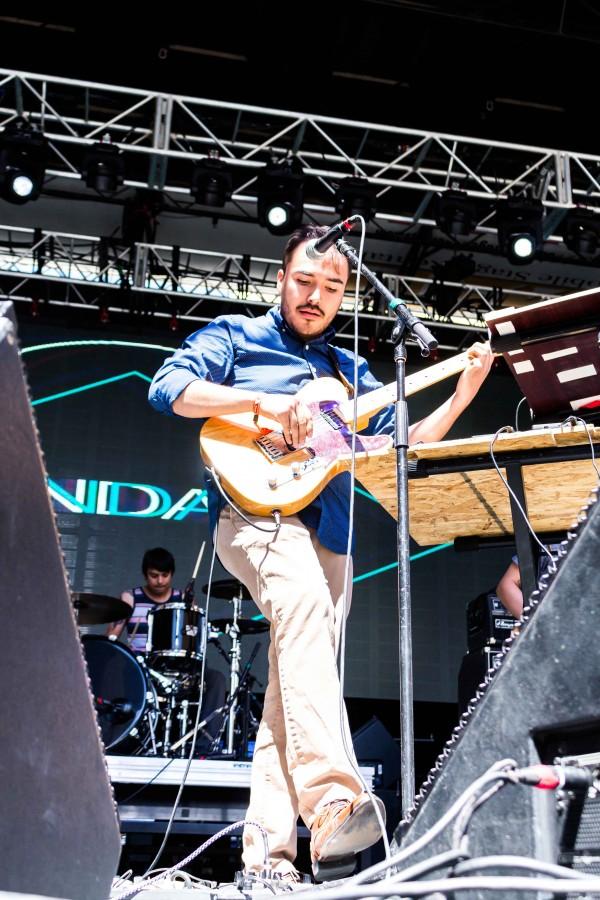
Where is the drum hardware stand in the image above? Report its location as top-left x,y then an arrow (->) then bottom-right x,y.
213,640 -> 262,759
240,672 -> 262,759
169,701 -> 227,755
177,699 -> 190,758
163,693 -> 175,757
226,588 -> 245,755
170,642 -> 262,758
145,706 -> 158,755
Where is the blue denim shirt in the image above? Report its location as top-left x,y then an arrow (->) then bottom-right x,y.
148,306 -> 394,553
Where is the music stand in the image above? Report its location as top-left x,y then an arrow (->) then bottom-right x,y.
485,287 -> 600,424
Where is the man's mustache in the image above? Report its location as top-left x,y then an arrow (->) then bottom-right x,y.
297,305 -> 323,316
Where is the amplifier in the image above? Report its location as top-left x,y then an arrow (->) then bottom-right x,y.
457,645 -> 503,716
467,589 -> 517,651
551,752 -> 600,875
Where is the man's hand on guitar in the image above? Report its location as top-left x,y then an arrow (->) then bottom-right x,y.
455,341 -> 493,405
259,393 -> 314,448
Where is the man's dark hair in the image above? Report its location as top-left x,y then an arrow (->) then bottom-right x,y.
281,225 -> 330,271
142,547 -> 175,575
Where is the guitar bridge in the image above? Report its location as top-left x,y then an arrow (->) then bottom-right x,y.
255,433 -> 288,461
255,432 -> 316,464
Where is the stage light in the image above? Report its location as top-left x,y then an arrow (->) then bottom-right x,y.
13,174 -> 35,198
563,207 -> 600,258
424,254 -> 476,317
496,198 -> 543,265
0,117 -> 48,205
512,235 -> 535,259
267,206 -> 288,228
436,189 -> 477,237
121,189 -> 164,244
334,176 -> 376,223
82,135 -> 124,194
256,158 -> 304,235
191,151 -> 232,207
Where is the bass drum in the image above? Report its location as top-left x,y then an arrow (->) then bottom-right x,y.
81,635 -> 157,752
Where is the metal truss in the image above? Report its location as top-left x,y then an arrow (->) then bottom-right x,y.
1,68 -> 600,236
0,223 -> 557,350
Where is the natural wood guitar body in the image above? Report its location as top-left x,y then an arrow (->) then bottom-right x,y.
199,350 -> 473,516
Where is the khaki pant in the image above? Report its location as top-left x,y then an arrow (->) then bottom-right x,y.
216,507 -> 363,874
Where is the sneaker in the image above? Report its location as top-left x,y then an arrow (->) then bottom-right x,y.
310,792 -> 385,878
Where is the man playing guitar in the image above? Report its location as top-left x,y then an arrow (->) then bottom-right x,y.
148,225 -> 492,881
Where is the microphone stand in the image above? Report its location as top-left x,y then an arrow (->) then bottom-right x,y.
336,238 -> 438,816
183,541 -> 206,607
211,640 -> 262,759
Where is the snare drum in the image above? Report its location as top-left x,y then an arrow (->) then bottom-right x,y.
81,635 -> 158,751
146,602 -> 206,672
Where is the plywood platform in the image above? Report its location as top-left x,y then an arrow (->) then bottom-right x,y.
357,426 -> 600,546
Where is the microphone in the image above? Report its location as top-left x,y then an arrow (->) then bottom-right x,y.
95,696 -> 134,721
305,219 -> 356,260
238,641 -> 261,680
183,578 -> 196,607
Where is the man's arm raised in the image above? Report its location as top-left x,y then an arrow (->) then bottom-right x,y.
408,342 -> 493,445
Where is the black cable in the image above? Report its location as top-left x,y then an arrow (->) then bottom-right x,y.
119,757 -> 176,804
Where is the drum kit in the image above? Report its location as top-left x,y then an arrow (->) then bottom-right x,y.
72,580 -> 268,759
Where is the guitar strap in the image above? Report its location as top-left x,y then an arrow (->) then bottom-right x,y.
325,344 -> 355,398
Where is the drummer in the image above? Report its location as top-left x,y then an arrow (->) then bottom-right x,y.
107,546 -> 227,754
107,547 -> 181,650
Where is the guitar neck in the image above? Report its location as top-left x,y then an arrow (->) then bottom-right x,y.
339,349 -> 473,424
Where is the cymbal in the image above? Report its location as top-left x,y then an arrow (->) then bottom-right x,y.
72,592 -> 132,626
210,616 -> 269,636
202,578 -> 253,601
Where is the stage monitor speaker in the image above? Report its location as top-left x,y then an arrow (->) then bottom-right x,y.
0,302 -> 121,899
353,716 -> 402,789
393,486 -> 600,893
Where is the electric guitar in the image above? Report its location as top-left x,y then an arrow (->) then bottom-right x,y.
199,350 -> 475,516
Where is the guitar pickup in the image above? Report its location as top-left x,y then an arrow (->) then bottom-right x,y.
267,456 -> 324,490
320,409 -> 344,430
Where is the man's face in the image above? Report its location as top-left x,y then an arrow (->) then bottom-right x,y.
278,241 -> 349,339
145,568 -> 173,595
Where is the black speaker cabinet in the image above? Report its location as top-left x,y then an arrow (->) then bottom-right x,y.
0,302 -> 121,899
394,485 -> 600,897
466,589 -> 516,651
353,716 -> 402,789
